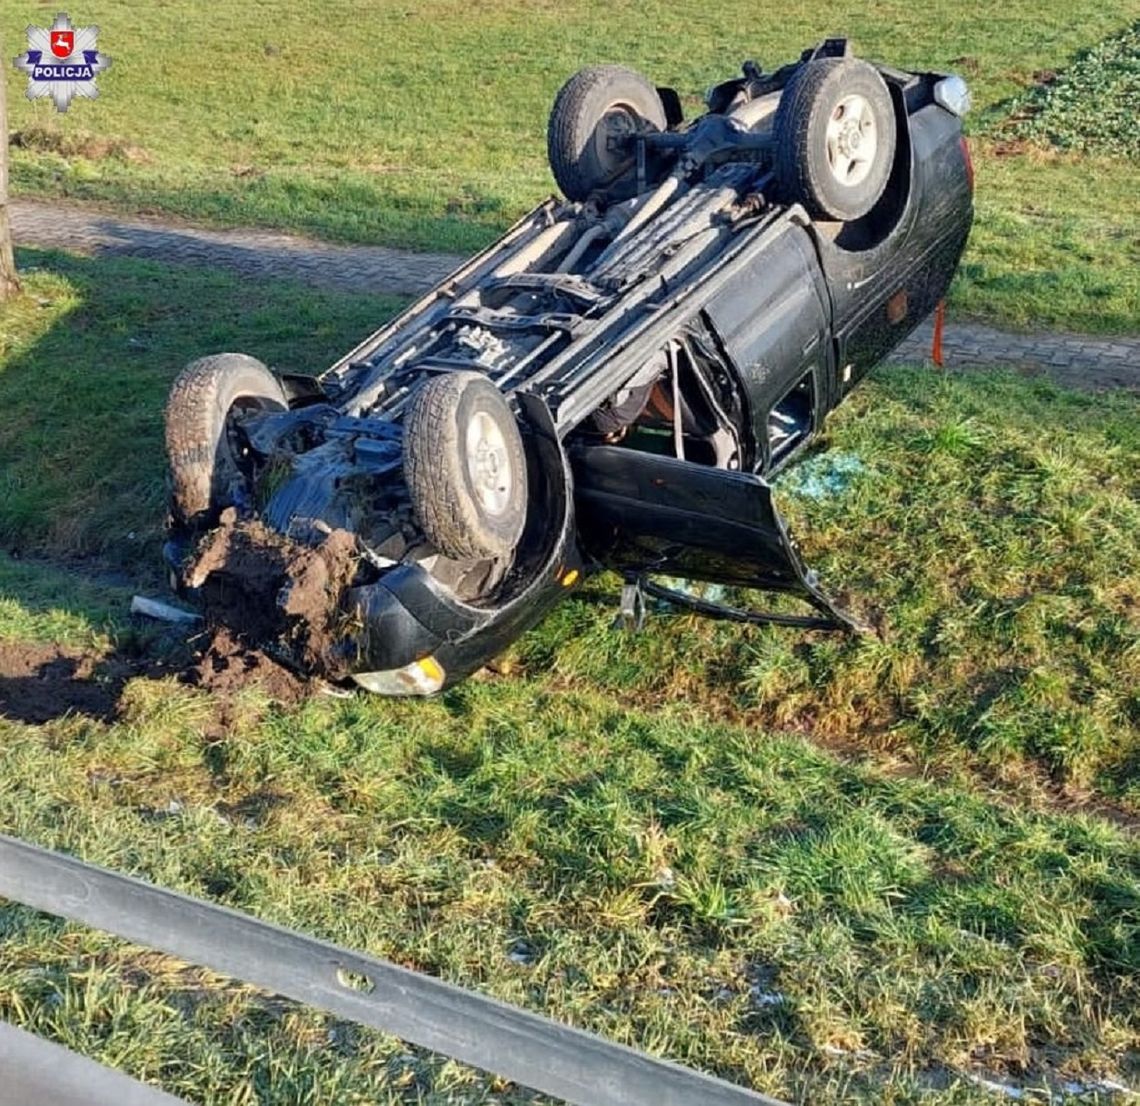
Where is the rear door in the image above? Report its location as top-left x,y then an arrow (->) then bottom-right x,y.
571,444 -> 859,629
701,219 -> 834,472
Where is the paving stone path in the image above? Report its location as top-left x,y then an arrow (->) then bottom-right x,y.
890,320 -> 1139,394
11,199 -> 465,296
11,199 -> 1138,392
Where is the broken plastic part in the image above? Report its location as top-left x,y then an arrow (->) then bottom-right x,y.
352,656 -> 446,696
129,595 -> 202,624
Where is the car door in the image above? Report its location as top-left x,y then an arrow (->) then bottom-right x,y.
570,443 -> 859,629
700,218 -> 834,473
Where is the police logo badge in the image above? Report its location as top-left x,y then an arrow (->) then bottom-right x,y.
13,12 -> 111,113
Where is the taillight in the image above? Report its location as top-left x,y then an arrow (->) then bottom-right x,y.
960,136 -> 975,193
934,75 -> 972,117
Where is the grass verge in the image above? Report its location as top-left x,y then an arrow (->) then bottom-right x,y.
0,254 -> 1137,1101
4,1 -> 1140,332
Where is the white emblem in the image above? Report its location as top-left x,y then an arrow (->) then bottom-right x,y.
13,12 -> 111,113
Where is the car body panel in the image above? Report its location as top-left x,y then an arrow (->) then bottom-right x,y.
815,99 -> 974,391
700,220 -> 833,470
571,444 -> 858,629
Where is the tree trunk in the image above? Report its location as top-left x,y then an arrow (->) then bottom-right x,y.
0,36 -> 22,301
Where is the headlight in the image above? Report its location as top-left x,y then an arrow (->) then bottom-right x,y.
934,75 -> 971,117
353,656 -> 446,696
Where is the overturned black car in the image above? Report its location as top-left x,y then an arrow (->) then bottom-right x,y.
163,40 -> 974,695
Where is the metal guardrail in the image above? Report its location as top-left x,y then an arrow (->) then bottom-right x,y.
0,834 -> 789,1106
0,1020 -> 190,1106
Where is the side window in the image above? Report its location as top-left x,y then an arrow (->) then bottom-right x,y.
767,370 -> 816,471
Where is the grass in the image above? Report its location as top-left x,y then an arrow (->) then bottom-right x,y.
1004,21 -> 1140,157
4,1 -> 1140,333
0,254 -> 1137,1102
950,146 -> 1140,333
0,552 -> 129,649
0,248 -> 399,560
526,370 -> 1140,807
3,688 -> 1137,1104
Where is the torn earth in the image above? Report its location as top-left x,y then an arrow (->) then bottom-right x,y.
181,507 -> 361,680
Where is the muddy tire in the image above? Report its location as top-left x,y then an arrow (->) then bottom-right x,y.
404,372 -> 527,561
774,57 -> 896,222
165,353 -> 287,528
548,65 -> 667,201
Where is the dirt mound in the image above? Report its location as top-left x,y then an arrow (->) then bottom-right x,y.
185,509 -> 359,679
183,627 -> 307,705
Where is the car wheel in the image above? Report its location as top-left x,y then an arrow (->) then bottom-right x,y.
774,57 -> 897,222
403,372 -> 528,561
547,65 -> 667,202
165,352 -> 287,528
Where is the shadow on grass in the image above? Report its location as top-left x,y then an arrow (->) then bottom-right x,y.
0,245 -> 390,567
0,248 -> 395,719
1082,871 -> 1140,975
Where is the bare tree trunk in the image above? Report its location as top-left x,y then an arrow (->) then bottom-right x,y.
0,36 -> 22,301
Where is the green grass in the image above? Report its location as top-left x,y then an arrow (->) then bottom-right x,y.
3,688 -> 1137,1104
0,255 -> 1137,1102
524,371 -> 1140,807
951,146 -> 1140,333
0,552 -> 131,649
0,249 -> 399,560
4,1 -> 1140,332
1004,20 -> 1140,157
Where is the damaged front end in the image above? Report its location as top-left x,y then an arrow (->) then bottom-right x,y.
167,391 -> 580,694
167,402 -> 421,681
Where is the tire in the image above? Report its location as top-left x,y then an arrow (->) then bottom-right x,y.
403,372 -> 528,561
165,353 -> 287,528
774,57 -> 897,222
547,65 -> 667,201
